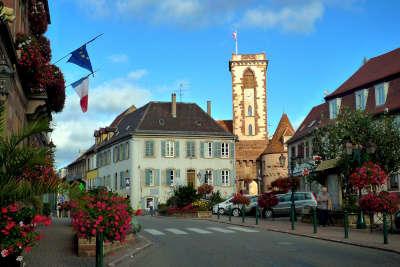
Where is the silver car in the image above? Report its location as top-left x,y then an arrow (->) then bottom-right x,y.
263,192 -> 317,218
213,195 -> 258,216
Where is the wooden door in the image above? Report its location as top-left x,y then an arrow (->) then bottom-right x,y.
187,170 -> 196,188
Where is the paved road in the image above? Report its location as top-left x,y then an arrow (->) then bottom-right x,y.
122,216 -> 400,267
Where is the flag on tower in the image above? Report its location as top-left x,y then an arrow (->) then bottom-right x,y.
67,45 -> 94,73
72,76 -> 89,113
232,31 -> 237,41
232,30 -> 238,54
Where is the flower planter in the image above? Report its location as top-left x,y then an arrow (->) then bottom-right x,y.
77,233 -> 136,257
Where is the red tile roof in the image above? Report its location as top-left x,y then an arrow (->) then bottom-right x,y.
235,140 -> 269,161
288,103 -> 329,144
263,113 -> 294,154
216,120 -> 233,134
326,47 -> 400,100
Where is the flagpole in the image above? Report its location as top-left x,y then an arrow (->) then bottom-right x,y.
235,30 -> 238,55
65,70 -> 99,88
53,33 -> 104,65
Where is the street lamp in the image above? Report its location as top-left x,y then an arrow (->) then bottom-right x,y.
290,157 -> 296,230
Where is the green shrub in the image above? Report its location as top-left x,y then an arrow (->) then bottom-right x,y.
209,191 -> 224,208
157,203 -> 168,215
173,186 -> 200,207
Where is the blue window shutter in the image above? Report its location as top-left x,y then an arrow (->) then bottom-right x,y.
228,170 -> 232,186
229,142 -> 234,159
192,142 -> 196,157
150,141 -> 154,156
175,141 -> 180,157
200,142 -> 204,158
165,169 -> 170,185
214,170 -> 221,186
141,198 -> 146,209
199,169 -> 205,184
161,141 -> 166,157
155,169 -> 160,185
214,142 -> 221,158
186,141 -> 190,158
145,169 -> 150,186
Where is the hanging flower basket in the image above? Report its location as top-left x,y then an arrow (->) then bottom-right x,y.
15,33 -> 44,90
350,162 -> 388,191
28,0 -> 48,35
231,193 -> 250,206
37,35 -> 51,64
40,64 -> 66,113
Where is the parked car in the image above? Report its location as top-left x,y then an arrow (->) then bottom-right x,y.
212,195 -> 258,216
263,192 -> 317,218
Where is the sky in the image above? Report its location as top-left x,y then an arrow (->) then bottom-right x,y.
47,0 -> 400,168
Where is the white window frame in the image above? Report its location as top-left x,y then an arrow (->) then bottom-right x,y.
165,141 -> 175,158
205,169 -> 213,185
145,141 -> 154,157
329,98 -> 341,119
205,142 -> 213,158
355,89 -> 368,110
221,170 -> 229,186
221,142 -> 229,158
375,82 -> 388,106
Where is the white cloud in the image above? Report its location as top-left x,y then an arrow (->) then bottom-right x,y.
127,69 -> 148,80
241,1 -> 324,33
52,70 -> 152,168
108,54 -> 129,63
74,0 -> 363,33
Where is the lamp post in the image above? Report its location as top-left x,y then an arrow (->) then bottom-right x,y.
290,157 -> 296,230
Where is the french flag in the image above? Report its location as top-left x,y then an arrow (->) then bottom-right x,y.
72,76 -> 89,113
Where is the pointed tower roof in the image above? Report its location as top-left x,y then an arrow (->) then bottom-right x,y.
263,113 -> 294,154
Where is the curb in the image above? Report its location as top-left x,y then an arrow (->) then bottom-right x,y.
207,219 -> 400,255
107,234 -> 153,267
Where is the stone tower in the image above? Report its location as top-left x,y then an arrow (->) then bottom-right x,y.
229,53 -> 268,141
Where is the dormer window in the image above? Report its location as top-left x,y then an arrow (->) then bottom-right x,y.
329,98 -> 341,119
355,89 -> 368,110
375,82 -> 388,106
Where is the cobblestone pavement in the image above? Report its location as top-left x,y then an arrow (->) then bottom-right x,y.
24,217 -> 95,267
207,215 -> 400,254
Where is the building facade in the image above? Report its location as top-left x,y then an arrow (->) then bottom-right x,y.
261,113 -> 294,191
76,95 -> 236,209
288,47 -> 400,210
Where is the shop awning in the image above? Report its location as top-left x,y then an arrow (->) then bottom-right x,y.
315,158 -> 338,172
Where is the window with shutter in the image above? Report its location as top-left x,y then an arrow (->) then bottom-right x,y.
145,141 -> 154,157
174,141 -> 179,157
221,143 -> 229,158
205,169 -> 213,185
165,141 -> 175,157
214,142 -> 221,158
221,170 -> 230,186
205,142 -> 213,158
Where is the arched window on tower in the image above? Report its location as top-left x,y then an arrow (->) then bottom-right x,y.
243,69 -> 256,88
248,124 -> 253,136
247,105 -> 253,116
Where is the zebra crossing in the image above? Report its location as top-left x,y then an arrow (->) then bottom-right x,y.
143,226 -> 259,236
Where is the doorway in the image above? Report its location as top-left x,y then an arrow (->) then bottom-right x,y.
187,169 -> 196,188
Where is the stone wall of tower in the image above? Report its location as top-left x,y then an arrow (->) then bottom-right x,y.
230,53 -> 268,141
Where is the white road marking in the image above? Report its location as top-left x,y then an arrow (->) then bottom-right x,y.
165,228 -> 188,235
226,226 -> 259,233
144,229 -> 165,235
207,227 -> 235,233
186,228 -> 212,234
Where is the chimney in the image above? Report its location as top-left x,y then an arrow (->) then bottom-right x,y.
171,93 -> 177,118
207,100 -> 211,116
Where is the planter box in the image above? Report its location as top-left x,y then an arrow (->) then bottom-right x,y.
170,211 -> 212,218
77,233 -> 135,257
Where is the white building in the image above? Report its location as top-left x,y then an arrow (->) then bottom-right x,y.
93,94 -> 236,209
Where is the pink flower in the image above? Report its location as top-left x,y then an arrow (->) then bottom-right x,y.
1,249 -> 9,257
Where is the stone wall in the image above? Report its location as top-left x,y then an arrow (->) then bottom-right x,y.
262,153 -> 289,191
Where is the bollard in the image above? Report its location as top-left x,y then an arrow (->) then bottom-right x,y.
255,206 -> 259,225
344,210 -> 349,239
217,204 -> 220,220
229,205 -> 232,222
312,207 -> 317,234
96,231 -> 104,267
383,212 -> 388,244
241,205 -> 245,223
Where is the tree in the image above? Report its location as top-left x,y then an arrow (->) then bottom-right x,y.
0,105 -> 59,206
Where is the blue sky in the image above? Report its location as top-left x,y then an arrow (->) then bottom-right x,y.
48,0 -> 400,168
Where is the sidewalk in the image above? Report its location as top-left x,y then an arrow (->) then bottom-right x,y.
207,215 -> 400,254
24,217 -> 151,267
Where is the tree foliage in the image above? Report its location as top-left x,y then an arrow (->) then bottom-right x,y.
313,108 -> 400,176
0,105 -> 59,206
